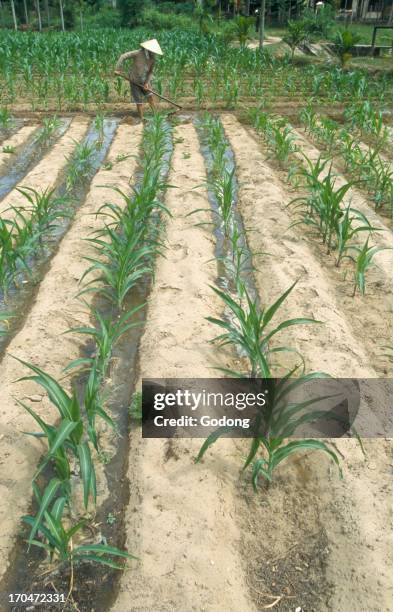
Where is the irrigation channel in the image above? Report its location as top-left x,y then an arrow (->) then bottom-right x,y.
0,119 -> 70,201
0,113 -> 391,612
0,118 -> 26,144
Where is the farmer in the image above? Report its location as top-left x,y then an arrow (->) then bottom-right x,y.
114,39 -> 163,121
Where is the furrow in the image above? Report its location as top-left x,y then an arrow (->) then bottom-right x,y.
113,123 -> 255,612
0,125 -> 38,173
0,117 -> 90,218
0,123 -> 143,581
221,114 -> 393,612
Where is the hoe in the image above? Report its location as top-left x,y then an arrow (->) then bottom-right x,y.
116,73 -> 183,111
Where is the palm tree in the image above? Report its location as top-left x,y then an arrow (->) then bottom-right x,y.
334,29 -> 361,68
283,20 -> 308,60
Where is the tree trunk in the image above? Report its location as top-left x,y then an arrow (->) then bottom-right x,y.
36,0 -> 42,31
389,3 -> 393,24
45,0 -> 50,26
259,0 -> 266,49
80,8 -> 83,31
245,0 -> 250,15
23,0 -> 29,24
59,0 -> 64,31
10,0 -> 18,29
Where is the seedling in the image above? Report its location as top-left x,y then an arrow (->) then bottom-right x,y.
207,281 -> 319,378
345,238 -> 391,296
197,370 -> 342,488
23,488 -> 134,568
2,145 -> 15,154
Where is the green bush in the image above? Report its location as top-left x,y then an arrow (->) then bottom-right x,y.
83,6 -> 121,29
63,4 -> 76,30
141,8 -> 196,30
233,15 -> 254,48
152,1 -> 195,14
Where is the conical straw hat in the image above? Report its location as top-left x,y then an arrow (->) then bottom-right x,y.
140,39 -> 163,56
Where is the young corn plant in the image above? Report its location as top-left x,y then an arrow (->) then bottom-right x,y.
0,188 -> 72,293
65,140 -> 96,192
290,166 -> 353,255
207,280 -> 319,378
197,368 -> 342,489
299,104 -> 318,134
0,107 -> 13,130
16,186 -> 72,238
0,216 -> 35,293
335,205 -> 378,267
15,357 -> 97,508
22,486 -> 135,569
2,145 -> 15,154
198,281 -> 344,488
207,167 -> 236,236
36,116 -> 62,144
79,114 -> 172,308
268,124 -> 298,168
65,304 -> 144,380
345,238 -> 391,297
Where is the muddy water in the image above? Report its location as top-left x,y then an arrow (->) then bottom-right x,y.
195,115 -> 257,302
0,125 -> 38,173
0,118 -> 71,201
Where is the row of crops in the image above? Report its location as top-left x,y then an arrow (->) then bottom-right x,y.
0,28 -> 392,111
0,56 -> 392,605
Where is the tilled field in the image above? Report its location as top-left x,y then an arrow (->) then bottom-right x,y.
0,112 -> 392,612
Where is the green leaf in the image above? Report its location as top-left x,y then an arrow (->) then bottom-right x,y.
77,442 -> 96,509
196,426 -> 234,463
28,478 -> 61,547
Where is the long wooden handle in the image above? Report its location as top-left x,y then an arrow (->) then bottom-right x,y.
115,73 -> 182,109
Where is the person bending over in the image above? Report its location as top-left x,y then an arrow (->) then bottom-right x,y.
115,38 -> 163,121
